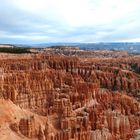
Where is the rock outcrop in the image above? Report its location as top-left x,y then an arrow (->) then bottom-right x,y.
0,48 -> 139,140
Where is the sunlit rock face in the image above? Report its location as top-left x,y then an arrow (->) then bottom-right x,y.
0,48 -> 140,140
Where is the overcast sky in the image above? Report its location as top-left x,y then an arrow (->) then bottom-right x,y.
0,0 -> 140,44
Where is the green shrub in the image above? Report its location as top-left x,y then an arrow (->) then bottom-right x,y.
0,47 -> 31,54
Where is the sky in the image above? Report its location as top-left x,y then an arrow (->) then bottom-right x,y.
0,0 -> 140,44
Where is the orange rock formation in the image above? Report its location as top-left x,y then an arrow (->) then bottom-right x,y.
0,48 -> 139,140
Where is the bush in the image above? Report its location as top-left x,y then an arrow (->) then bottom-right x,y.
0,47 -> 31,54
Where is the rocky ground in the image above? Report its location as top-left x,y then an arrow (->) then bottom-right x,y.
0,47 -> 140,140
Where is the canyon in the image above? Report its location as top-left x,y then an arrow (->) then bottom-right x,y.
0,47 -> 140,140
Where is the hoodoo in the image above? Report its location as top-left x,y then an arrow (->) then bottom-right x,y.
0,47 -> 139,140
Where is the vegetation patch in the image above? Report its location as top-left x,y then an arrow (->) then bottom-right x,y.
0,47 -> 31,53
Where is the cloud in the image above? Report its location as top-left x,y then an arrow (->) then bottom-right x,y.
0,0 -> 140,43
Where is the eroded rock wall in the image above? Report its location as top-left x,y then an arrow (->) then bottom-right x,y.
0,52 -> 139,140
